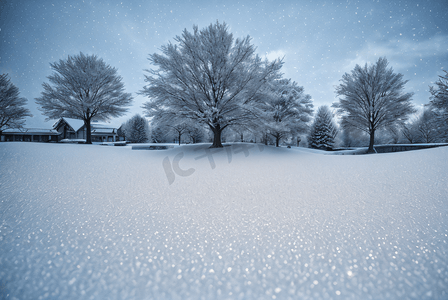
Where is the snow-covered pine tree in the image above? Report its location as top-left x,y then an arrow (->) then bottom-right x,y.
125,114 -> 149,143
308,105 -> 338,150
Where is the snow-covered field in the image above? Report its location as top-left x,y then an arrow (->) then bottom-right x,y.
1,142 -> 447,299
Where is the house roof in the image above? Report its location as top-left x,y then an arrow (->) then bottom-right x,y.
53,117 -> 85,132
53,118 -> 117,133
92,128 -> 116,134
91,123 -> 116,130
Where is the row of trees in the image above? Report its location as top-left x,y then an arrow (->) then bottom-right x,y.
140,22 -> 313,148
1,22 -> 447,149
138,23 -> 446,150
118,114 -> 208,144
307,60 -> 447,152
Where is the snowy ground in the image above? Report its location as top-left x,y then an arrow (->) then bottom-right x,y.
0,142 -> 447,299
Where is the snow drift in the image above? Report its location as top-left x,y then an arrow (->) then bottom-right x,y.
0,142 -> 447,299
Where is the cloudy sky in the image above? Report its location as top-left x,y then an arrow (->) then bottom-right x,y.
1,0 -> 447,128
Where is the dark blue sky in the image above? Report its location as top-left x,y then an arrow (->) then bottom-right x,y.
1,0 -> 447,128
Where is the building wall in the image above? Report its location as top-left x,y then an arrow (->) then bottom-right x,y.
2,134 -> 57,142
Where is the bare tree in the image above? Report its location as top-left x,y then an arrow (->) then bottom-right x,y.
0,74 -> 32,136
401,122 -> 418,144
35,52 -> 133,144
333,57 -> 415,153
141,22 -> 283,148
168,123 -> 189,145
415,109 -> 439,143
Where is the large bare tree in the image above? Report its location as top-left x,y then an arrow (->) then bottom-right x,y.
36,52 -> 133,144
141,22 -> 283,148
333,57 -> 414,153
0,74 -> 32,136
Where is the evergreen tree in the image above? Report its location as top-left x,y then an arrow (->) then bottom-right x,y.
308,106 -> 338,150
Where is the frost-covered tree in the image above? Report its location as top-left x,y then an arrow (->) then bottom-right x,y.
150,113 -> 190,145
185,123 -> 206,144
401,121 -> 419,144
117,123 -> 127,141
429,70 -> 448,139
36,52 -> 133,144
141,22 -> 282,148
415,109 -> 439,143
227,125 -> 250,142
334,57 -> 415,153
125,114 -> 149,143
339,126 -> 368,148
374,126 -> 401,145
167,122 -> 189,145
307,106 -> 337,150
400,109 -> 442,144
262,79 -> 313,147
150,124 -> 169,143
0,74 -> 32,135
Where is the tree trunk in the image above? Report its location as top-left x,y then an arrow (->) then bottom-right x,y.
210,125 -> 223,148
276,135 -> 280,147
85,118 -> 92,144
368,129 -> 375,153
178,132 -> 181,145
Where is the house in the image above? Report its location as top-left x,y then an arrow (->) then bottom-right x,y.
53,117 -> 118,142
1,118 -> 119,143
1,128 -> 60,142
